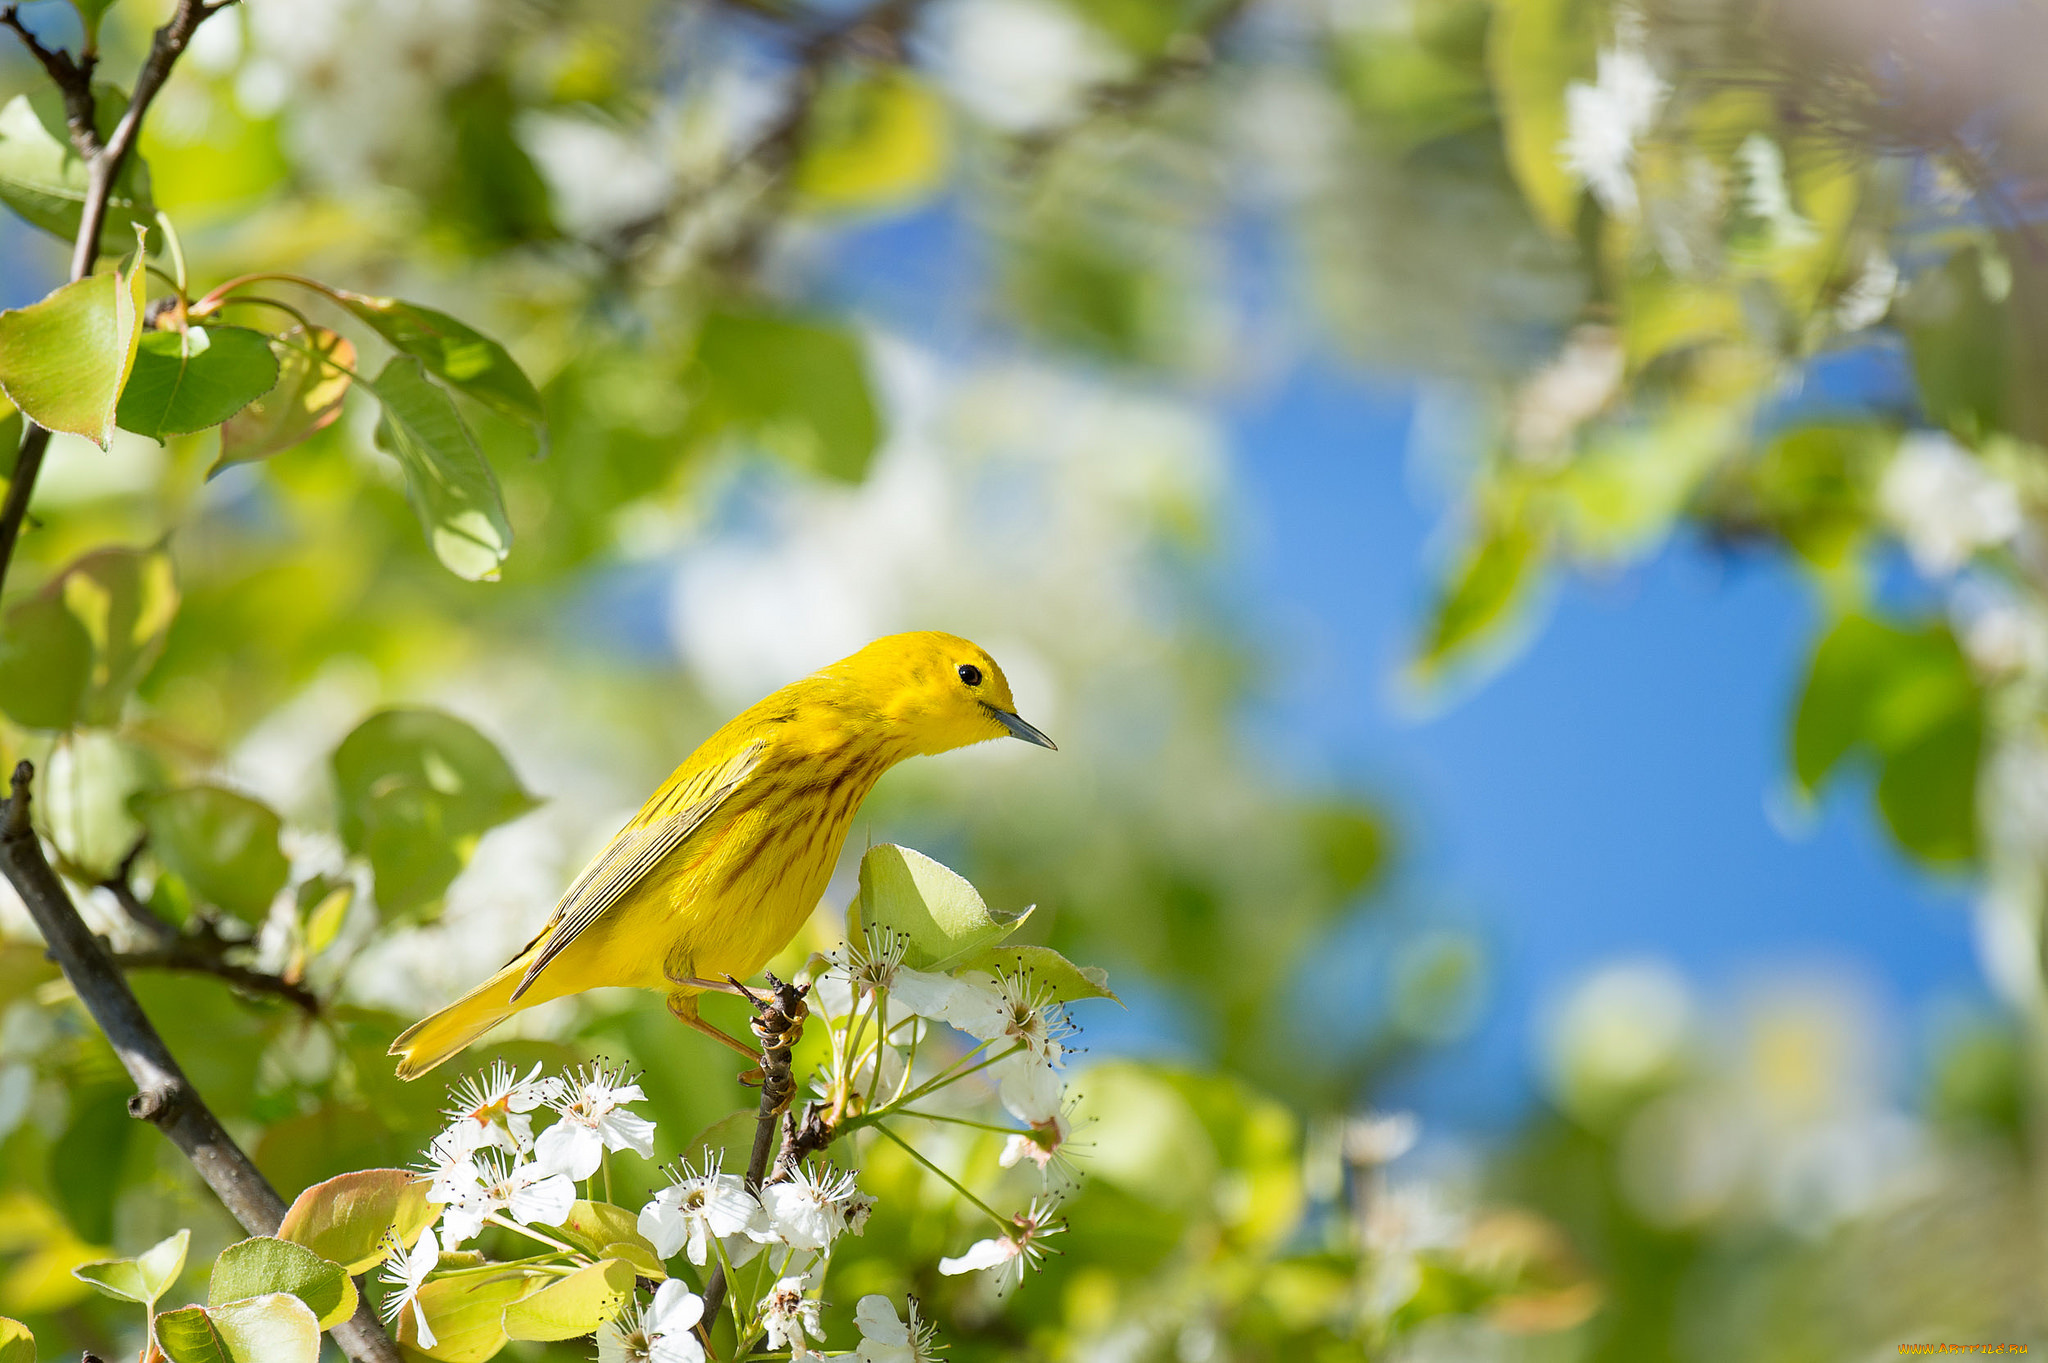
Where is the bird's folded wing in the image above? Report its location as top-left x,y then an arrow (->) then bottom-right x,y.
511,738 -> 767,1000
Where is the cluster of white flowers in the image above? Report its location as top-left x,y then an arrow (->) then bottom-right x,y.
414,1060 -> 655,1246
638,1155 -> 872,1271
1559,16 -> 1666,217
1879,432 -> 2023,577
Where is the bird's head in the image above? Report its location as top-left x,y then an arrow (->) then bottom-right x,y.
839,632 -> 1057,757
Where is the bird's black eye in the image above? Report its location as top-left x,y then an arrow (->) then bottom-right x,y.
957,663 -> 983,687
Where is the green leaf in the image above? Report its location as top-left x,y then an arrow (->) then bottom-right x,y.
207,1237 -> 356,1331
542,1201 -> 664,1280
500,1258 -> 635,1341
213,328 -> 354,474
695,310 -> 882,482
0,87 -> 156,254
278,1168 -> 434,1274
1488,0 -> 1607,236
400,1273 -> 534,1363
793,70 -> 949,211
0,593 -> 92,730
72,1228 -> 189,1308
956,944 -> 1119,1004
300,876 -> 354,955
1899,245 -> 2008,444
850,843 -> 1033,972
335,292 -> 544,431
0,246 -> 145,446
55,544 -> 181,727
130,786 -> 290,920
366,355 -> 514,582
1414,514 -> 1544,681
0,1316 -> 32,1363
1792,614 -> 1982,865
69,0 -> 121,44
116,325 -> 281,441
155,1293 -> 319,1363
332,708 -> 537,922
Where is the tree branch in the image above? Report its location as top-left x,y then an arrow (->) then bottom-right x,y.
1,763 -> 400,1363
112,945 -> 323,1016
0,0 -> 226,604
698,975 -> 811,1333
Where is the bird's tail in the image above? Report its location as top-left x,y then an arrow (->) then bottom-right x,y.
389,956 -> 529,1080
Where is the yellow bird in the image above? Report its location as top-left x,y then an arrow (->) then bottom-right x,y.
390,632 -> 1054,1079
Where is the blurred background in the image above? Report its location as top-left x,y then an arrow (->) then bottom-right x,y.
4,0 -> 2046,1355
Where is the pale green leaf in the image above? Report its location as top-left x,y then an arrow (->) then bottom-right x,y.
335,292 -> 543,432
156,1293 -> 319,1363
0,88 -> 156,254
57,544 -> 180,727
367,355 -> 514,581
0,246 -> 145,446
400,1273 -> 534,1363
278,1168 -> 434,1274
72,1228 -> 189,1307
207,1237 -> 355,1331
500,1258 -> 635,1342
0,1315 -> 32,1363
956,944 -> 1119,1004
850,843 -> 1033,971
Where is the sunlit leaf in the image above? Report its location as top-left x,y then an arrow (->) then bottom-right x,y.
116,325 -> 280,441
1414,512 -> 1544,681
367,355 -> 515,581
154,1293 -> 319,1363
278,1169 -> 434,1274
72,1228 -> 188,1307
299,875 -> 354,955
332,709 -> 537,922
336,292 -> 544,432
500,1257 -> 635,1341
0,87 -> 155,254
58,544 -> 180,727
207,1237 -> 356,1331
694,310 -> 881,483
400,1273 -> 534,1363
1488,0 -> 1604,236
794,70 -> 949,211
213,327 -> 354,474
0,1315 -> 32,1363
850,843 -> 1033,971
0,245 -> 145,446
957,944 -> 1119,1004
130,786 -> 290,920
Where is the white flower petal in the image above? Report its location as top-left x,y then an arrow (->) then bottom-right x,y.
536,1119 -> 604,1180
938,1236 -> 1015,1275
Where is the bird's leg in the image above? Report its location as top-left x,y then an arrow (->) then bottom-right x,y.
665,992 -> 762,1061
670,972 -> 756,998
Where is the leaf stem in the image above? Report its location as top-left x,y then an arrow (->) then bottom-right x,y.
870,1121 -> 1011,1230
483,1213 -> 585,1259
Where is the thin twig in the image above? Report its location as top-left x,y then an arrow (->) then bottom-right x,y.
111,946 -> 322,1016
0,5 -> 97,150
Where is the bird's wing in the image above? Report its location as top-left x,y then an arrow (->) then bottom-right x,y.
511,738 -> 767,1001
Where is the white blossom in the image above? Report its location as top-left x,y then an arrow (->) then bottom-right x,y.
1560,21 -> 1665,216
926,0 -> 1130,134
1880,432 -> 2022,576
758,1164 -> 863,1251
638,1153 -> 766,1264
439,1060 -> 559,1158
1836,249 -> 1900,331
927,965 -> 1074,1123
937,1199 -> 1065,1290
376,1225 -> 439,1349
537,1061 -> 657,1180
998,1100 -> 1083,1188
758,1276 -> 825,1358
855,1295 -> 945,1363
597,1280 -> 706,1363
427,1149 -> 575,1245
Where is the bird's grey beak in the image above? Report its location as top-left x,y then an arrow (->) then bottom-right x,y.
992,708 -> 1057,750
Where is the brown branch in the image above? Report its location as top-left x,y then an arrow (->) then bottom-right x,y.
112,946 -> 322,1015
0,0 -> 228,604
698,975 -> 811,1335
1,765 -> 399,1363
